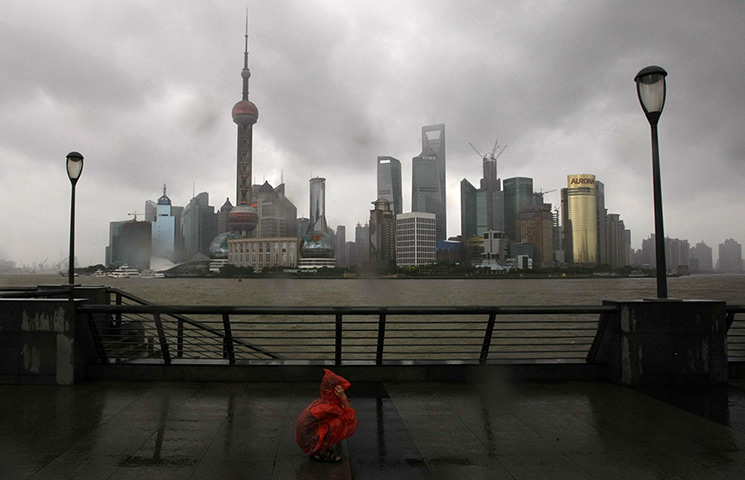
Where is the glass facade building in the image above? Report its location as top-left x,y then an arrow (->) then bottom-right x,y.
412,124 -> 446,241
503,177 -> 534,242
309,177 -> 326,230
377,156 -> 402,216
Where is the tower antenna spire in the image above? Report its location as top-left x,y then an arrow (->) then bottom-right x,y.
242,8 -> 250,100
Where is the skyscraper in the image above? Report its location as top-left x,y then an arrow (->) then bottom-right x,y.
412,124 -> 446,241
605,213 -> 630,269
690,242 -> 713,272
517,205 -> 555,268
228,16 -> 259,236
251,182 -> 298,238
355,223 -> 370,264
369,198 -> 396,268
182,192 -> 217,260
719,238 -> 743,273
461,155 -> 504,241
396,212 -> 437,266
596,181 -> 607,265
309,177 -> 326,229
151,185 -> 176,262
503,177 -> 534,242
377,156 -> 402,215
564,174 -> 597,264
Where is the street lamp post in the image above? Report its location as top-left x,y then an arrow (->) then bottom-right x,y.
634,66 -> 668,298
66,152 -> 84,288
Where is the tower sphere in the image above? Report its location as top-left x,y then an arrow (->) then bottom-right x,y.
228,204 -> 258,234
232,100 -> 258,126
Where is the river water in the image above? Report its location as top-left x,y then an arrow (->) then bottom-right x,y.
2,273 -> 744,306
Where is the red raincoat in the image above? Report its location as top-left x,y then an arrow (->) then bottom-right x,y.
295,369 -> 359,455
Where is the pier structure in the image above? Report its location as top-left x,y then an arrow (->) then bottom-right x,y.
1,284 -> 745,478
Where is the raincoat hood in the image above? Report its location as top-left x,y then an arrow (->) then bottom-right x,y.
320,369 -> 351,401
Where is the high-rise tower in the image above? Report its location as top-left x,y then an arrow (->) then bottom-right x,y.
228,14 -> 259,236
309,177 -> 326,229
413,124 -> 446,240
377,157 -> 402,215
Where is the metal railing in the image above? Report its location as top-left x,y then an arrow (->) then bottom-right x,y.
727,305 -> 745,362
78,302 -> 617,366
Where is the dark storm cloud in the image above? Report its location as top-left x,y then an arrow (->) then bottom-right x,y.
0,0 -> 743,266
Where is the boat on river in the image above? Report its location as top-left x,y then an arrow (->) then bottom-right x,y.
107,265 -> 140,278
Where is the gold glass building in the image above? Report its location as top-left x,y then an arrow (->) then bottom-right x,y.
566,174 -> 597,264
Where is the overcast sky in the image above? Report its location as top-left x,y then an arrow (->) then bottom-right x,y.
1,0 -> 744,268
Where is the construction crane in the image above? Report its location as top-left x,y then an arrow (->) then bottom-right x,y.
469,140 -> 508,164
469,142 -> 486,160
535,188 -> 557,196
127,211 -> 141,221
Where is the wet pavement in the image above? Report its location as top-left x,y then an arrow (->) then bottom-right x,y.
3,377 -> 745,479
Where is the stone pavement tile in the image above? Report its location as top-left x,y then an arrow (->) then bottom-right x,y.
0,451 -> 58,480
107,464 -> 198,480
3,411 -> 114,458
572,411 -> 710,454
649,452 -> 745,480
349,456 -> 431,480
497,453 -> 595,480
347,383 -> 430,479
400,413 -> 487,458
384,382 -> 453,417
228,382 -> 292,418
569,453 -> 685,480
189,457 -> 276,480
457,414 -> 560,456
514,412 -> 597,434
130,416 -> 226,459
169,382 -> 248,418
426,455 -> 515,480
202,414 -> 283,459
271,442 -> 351,480
26,462 -> 119,480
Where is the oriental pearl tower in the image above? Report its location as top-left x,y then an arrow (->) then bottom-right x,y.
228,15 -> 259,236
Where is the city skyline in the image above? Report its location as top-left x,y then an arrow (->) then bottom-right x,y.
1,1 -> 744,267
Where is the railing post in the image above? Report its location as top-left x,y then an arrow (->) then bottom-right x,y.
479,312 -> 497,364
727,311 -> 736,330
115,292 -> 122,330
335,314 -> 343,366
177,319 -> 184,359
86,312 -> 108,363
153,312 -> 171,364
376,313 -> 386,365
222,313 -> 235,365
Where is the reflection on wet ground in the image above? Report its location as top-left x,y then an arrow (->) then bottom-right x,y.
3,377 -> 745,479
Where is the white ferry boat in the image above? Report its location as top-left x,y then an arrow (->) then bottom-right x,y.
107,265 -> 140,278
140,270 -> 166,279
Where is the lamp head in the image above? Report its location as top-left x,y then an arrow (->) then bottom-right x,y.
635,66 -> 667,124
66,151 -> 84,183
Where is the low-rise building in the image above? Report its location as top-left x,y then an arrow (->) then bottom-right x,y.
228,237 -> 299,271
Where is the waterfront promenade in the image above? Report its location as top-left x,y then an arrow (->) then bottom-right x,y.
4,378 -> 745,479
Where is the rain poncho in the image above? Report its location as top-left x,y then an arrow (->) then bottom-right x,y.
295,369 -> 359,455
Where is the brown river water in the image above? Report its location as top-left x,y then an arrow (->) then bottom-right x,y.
3,273 -> 743,362
2,273 -> 744,306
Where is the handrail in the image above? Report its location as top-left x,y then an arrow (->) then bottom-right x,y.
78,304 -> 620,315
99,288 -> 281,360
82,302 -> 619,366
0,288 -> 73,299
